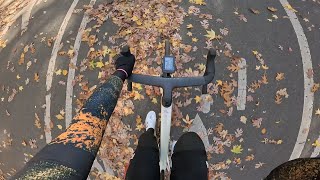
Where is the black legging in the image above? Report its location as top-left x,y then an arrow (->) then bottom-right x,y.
125,130 -> 208,180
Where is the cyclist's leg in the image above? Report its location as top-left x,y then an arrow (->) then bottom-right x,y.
125,111 -> 160,180
170,132 -> 208,180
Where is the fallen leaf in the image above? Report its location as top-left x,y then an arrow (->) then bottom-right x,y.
235,128 -> 243,138
55,69 -> 62,75
152,98 -> 158,104
34,73 -> 40,82
261,74 -> 268,84
261,128 -> 267,134
246,95 -> 254,102
231,145 -> 243,154
189,0 -> 206,5
312,140 -> 320,147
204,29 -> 216,41
311,83 -> 320,93
96,61 -> 104,68
255,162 -> 265,169
183,114 -> 193,125
5,110 -> 10,116
56,114 -> 64,120
62,70 -> 68,76
187,24 -> 193,29
249,8 -> 260,14
307,69 -> 313,78
194,96 -> 202,103
19,86 -> 24,91
227,64 -> 239,72
192,37 -> 198,42
276,73 -> 285,81
57,125 -> 63,130
275,94 -> 282,104
252,118 -> 263,128
18,53 -> 25,65
22,140 -> 27,147
245,154 -> 255,161
284,4 -> 297,13
35,113 -> 41,129
267,7 -> 278,12
240,116 -> 247,124
277,88 -> 289,98
238,14 -> 248,22
187,32 -> 193,36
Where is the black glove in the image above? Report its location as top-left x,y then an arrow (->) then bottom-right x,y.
113,46 -> 135,81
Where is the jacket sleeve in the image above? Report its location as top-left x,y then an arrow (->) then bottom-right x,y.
12,75 -> 124,180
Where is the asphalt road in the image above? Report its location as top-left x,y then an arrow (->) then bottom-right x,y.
0,0 -> 320,179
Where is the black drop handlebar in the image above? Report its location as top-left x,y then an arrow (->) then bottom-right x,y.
123,45 -> 216,107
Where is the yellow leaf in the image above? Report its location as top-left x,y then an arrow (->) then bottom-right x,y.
312,140 -> 320,147
231,145 -> 243,154
19,86 -> 24,91
57,125 -> 63,130
252,50 -> 258,55
133,83 -> 142,90
136,115 -> 142,124
284,4 -> 297,13
204,29 -> 216,41
152,98 -> 158,104
96,61 -> 104,68
187,24 -> 193,29
262,65 -> 269,70
16,74 -> 21,79
56,114 -> 64,120
135,124 -> 144,131
159,17 -> 167,24
216,80 -> 223,86
194,96 -> 202,103
0,39 -> 7,48
192,38 -> 198,42
55,69 -> 62,75
189,0 -> 206,5
315,109 -> 320,116
62,70 -> 68,76
132,15 -> 139,21
102,46 -> 110,57
261,128 -> 267,134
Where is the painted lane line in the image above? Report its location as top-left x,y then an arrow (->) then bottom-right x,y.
66,0 -> 96,127
43,0 -> 79,143
44,94 -> 52,143
311,135 -> 320,157
189,114 -> 210,150
279,0 -> 314,160
21,0 -> 38,34
237,58 -> 247,111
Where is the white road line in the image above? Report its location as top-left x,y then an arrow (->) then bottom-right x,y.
44,94 -> 52,143
279,0 -> 314,160
65,0 -> 96,127
311,135 -> 320,157
189,114 -> 210,150
237,58 -> 247,111
44,0 -> 79,143
21,0 -> 38,34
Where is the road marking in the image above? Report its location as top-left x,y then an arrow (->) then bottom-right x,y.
189,114 -> 210,150
21,0 -> 38,34
66,0 -> 96,127
44,94 -> 52,143
311,135 -> 320,157
237,58 -> 247,111
43,0 -> 79,143
279,0 -> 314,160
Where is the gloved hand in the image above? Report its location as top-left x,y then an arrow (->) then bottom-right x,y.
113,46 -> 136,81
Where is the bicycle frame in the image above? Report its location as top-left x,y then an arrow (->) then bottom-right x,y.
124,40 -> 216,179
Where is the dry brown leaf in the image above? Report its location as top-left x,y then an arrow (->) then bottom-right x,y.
275,94 -> 282,104
250,8 -> 260,14
267,7 -> 278,12
251,81 -> 261,90
34,73 -> 40,82
245,154 -> 255,161
261,74 -> 268,85
18,53 -> 25,65
227,64 -> 240,72
276,73 -> 285,81
307,68 -> 313,78
35,113 -> 41,129
311,83 -> 320,93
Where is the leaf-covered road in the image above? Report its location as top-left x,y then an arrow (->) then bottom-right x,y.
1,0 -> 320,179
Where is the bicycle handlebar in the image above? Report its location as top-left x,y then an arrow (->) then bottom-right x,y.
126,48 -> 216,107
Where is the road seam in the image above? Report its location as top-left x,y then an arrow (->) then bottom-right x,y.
279,0 -> 314,160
